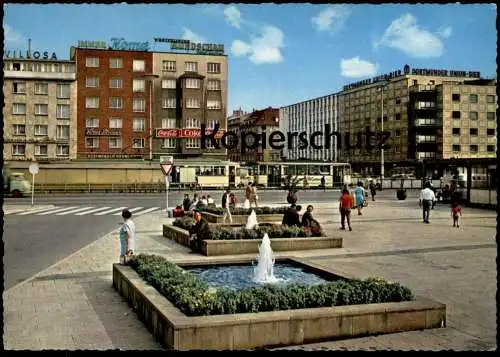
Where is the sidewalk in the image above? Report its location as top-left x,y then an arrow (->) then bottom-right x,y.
4,200 -> 497,350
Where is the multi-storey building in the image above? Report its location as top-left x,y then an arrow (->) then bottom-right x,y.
279,93 -> 340,161
72,46 -> 153,160
227,107 -> 280,164
3,57 -> 77,162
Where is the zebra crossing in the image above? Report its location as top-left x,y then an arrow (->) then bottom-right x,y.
8,205 -> 163,217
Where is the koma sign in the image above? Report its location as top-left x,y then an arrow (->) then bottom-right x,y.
201,124 -> 391,154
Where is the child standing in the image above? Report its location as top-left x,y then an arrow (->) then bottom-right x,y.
451,202 -> 462,228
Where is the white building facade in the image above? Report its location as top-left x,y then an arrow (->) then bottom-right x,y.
279,93 -> 341,161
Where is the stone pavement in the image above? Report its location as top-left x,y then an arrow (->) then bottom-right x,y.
3,198 -> 497,350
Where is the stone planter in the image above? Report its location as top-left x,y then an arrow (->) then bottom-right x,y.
200,211 -> 283,224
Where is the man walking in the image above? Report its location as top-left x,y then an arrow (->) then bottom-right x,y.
419,182 -> 437,224
338,188 -> 353,231
221,188 -> 232,224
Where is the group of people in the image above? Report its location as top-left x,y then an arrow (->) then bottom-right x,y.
419,182 -> 463,226
282,204 -> 322,235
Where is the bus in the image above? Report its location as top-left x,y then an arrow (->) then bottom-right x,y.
247,162 -> 352,188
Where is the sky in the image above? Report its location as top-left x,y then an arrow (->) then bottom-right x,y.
3,3 -> 497,113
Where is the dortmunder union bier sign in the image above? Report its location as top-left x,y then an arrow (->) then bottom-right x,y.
154,38 -> 224,55
155,128 -> 225,139
343,64 -> 481,91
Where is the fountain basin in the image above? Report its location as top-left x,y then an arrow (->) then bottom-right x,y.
113,256 -> 447,350
163,224 -> 343,256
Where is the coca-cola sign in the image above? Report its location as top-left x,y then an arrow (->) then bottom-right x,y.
155,129 -> 178,138
155,128 -> 224,139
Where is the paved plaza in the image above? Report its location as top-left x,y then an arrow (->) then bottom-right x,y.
3,197 -> 497,350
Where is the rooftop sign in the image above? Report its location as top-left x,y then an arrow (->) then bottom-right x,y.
154,38 -> 224,55
76,38 -> 150,51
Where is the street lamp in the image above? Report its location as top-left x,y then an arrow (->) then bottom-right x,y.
376,80 -> 389,180
142,74 -> 160,161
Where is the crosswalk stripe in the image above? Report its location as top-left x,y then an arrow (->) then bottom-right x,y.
56,206 -> 95,215
94,207 -> 127,216
15,206 -> 60,215
134,207 -> 161,216
113,207 -> 144,215
74,207 -> 112,216
37,206 -> 79,215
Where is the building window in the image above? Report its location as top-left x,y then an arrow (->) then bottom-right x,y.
486,95 -> 496,103
133,118 -> 145,132
395,113 -> 401,121
207,100 -> 221,110
162,138 -> 176,148
56,125 -> 70,139
185,78 -> 200,89
34,82 -> 48,95
452,128 -> 460,136
469,111 -> 478,120
13,124 -> 26,135
109,117 -> 122,129
186,98 -> 200,109
109,137 -> 122,149
56,145 -> 69,156
162,97 -> 176,109
469,94 -> 478,104
417,135 -> 436,143
57,84 -> 70,99
163,60 -> 176,72
185,138 -> 200,148
470,128 -> 478,136
12,103 -> 26,115
34,145 -> 48,156
487,128 -> 495,136
86,57 -> 99,67
34,104 -> 48,115
34,125 -> 48,136
56,104 -> 70,119
207,62 -> 221,73
207,79 -> 221,91
487,112 -> 495,120
452,93 -> 460,101
206,120 -> 219,128
469,145 -> 478,152
109,78 -> 123,89
12,144 -> 26,155
162,79 -> 176,89
132,138 -> 145,148
109,58 -> 123,69
487,145 -> 496,152
452,145 -> 461,152
452,111 -> 461,119
162,118 -> 176,128
109,97 -> 123,109
132,60 -> 145,72
395,130 -> 400,137
12,82 -> 26,94
133,98 -> 146,112
86,77 -> 99,88
86,97 -> 99,109
185,61 -> 197,72
133,79 -> 145,92
86,117 -> 99,128
395,97 -> 401,105
12,62 -> 21,71
86,137 -> 99,148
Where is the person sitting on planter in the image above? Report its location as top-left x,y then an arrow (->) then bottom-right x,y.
189,194 -> 199,211
282,203 -> 301,227
206,194 -> 215,207
301,205 -> 321,236
229,192 -> 238,208
182,193 -> 192,212
196,195 -> 208,210
189,210 -> 210,253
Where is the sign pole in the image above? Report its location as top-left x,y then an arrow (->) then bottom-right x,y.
31,173 -> 35,206
29,163 -> 39,207
165,175 -> 169,214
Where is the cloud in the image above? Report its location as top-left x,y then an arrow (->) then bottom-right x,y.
437,25 -> 453,39
373,13 -> 446,58
4,24 -> 24,45
231,26 -> 284,64
181,27 -> 206,43
224,5 -> 242,29
340,57 -> 378,78
311,5 -> 351,33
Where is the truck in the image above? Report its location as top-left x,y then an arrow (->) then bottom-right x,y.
3,166 -> 32,197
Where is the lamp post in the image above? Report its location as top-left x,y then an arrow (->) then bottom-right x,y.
142,74 -> 159,161
376,80 -> 389,180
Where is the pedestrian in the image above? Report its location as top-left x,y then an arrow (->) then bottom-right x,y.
451,202 -> 462,228
251,183 -> 259,208
188,210 -> 210,253
244,182 -> 252,209
301,205 -> 321,236
189,193 -> 199,211
338,188 -> 353,231
221,188 -> 233,224
321,176 -> 326,192
182,193 -> 191,212
229,192 -> 238,208
419,182 -> 437,224
354,182 -> 366,215
119,209 -> 136,265
369,181 -> 376,201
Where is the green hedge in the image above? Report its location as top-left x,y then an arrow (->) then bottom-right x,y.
129,254 -> 414,317
200,206 -> 288,216
172,217 -> 324,239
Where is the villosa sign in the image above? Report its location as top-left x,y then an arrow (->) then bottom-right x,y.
156,128 -> 225,139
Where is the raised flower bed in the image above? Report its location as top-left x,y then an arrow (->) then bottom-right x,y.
113,254 -> 446,350
199,206 -> 287,224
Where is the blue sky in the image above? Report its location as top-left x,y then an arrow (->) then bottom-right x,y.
4,3 -> 497,113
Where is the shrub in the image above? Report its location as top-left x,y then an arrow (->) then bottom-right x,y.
173,216 -> 195,231
129,254 -> 414,317
200,206 -> 288,216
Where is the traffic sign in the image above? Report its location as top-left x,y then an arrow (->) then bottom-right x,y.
160,164 -> 173,176
29,163 -> 39,175
160,156 -> 173,164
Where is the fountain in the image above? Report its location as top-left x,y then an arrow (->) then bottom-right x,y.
253,233 -> 282,284
246,210 -> 259,230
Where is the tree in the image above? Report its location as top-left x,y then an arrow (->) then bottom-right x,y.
283,174 -> 304,204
